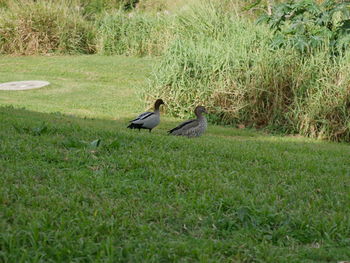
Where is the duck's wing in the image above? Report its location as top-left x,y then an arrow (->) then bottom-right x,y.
130,112 -> 154,123
168,119 -> 198,134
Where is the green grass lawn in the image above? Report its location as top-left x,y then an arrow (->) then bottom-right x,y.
0,55 -> 154,119
1,56 -> 350,262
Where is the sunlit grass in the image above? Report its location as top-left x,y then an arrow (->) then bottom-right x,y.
0,55 -> 153,119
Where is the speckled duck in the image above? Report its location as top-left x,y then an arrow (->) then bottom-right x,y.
168,106 -> 207,137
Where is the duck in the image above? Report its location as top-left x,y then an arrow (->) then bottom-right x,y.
168,106 -> 208,137
127,99 -> 164,132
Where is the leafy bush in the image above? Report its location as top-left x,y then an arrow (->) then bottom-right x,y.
0,0 -> 96,55
259,0 -> 350,55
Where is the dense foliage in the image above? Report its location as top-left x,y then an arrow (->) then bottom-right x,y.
259,0 -> 350,55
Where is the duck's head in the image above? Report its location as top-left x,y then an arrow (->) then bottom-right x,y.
195,106 -> 207,116
154,99 -> 165,110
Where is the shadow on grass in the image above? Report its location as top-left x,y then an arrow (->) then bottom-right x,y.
2,105 -> 350,149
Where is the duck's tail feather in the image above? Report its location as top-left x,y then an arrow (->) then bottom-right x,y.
168,128 -> 175,134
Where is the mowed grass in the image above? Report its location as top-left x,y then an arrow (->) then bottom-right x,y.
0,55 -> 154,119
1,56 -> 350,262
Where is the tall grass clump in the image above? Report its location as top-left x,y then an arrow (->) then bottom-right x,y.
292,53 -> 350,142
145,2 -> 350,142
95,11 -> 173,56
0,0 -> 95,55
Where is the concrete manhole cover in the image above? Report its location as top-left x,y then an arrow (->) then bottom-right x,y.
0,80 -> 50,91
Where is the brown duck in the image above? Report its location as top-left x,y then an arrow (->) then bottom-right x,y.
168,106 -> 208,137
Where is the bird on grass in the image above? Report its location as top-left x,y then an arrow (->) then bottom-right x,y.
127,99 -> 164,132
168,106 -> 208,137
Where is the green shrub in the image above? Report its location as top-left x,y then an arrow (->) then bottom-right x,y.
0,0 -> 96,55
259,0 -> 350,55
